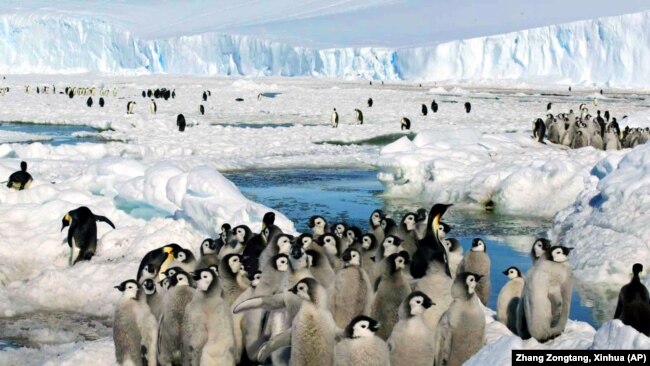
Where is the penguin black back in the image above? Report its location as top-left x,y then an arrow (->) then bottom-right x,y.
61,206 -> 115,265
464,102 -> 471,113
614,263 -> 650,335
86,97 -> 93,107
410,204 -> 452,279
431,99 -> 438,113
7,161 -> 33,190
99,97 -> 105,108
176,114 -> 186,132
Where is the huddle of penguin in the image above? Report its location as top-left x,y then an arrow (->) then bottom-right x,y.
535,104 -> 646,150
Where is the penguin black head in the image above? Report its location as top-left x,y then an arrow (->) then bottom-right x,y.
388,251 -> 410,273
405,291 -> 434,316
318,233 -> 340,256
633,263 -> 644,277
381,235 -> 403,258
200,239 -> 217,255
142,279 -> 156,295
360,233 -> 377,251
169,271 -> 193,288
531,238 -> 551,259
290,242 -> 305,260
164,266 -> 182,279
249,271 -> 262,288
296,233 -> 313,249
223,254 -> 243,276
308,215 -> 327,230
208,264 -> 219,277
342,248 -> 361,267
344,315 -> 380,339
332,223 -> 347,238
415,208 -> 427,223
262,212 -> 275,230
380,217 -> 397,233
401,212 -> 417,231
192,268 -> 217,292
502,266 -> 522,279
20,161 -> 27,172
142,263 -> 156,277
427,203 -> 452,242
233,225 -> 252,244
173,248 -> 195,263
471,238 -> 487,253
289,277 -> 320,302
369,209 -> 385,228
305,249 -> 324,268
546,246 -> 573,263
458,272 -> 483,296
272,253 -> 290,272
115,279 -> 139,299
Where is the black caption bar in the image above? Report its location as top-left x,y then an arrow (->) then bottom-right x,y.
512,350 -> 649,365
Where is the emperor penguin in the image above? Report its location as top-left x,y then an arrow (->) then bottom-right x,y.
182,268 -> 237,365
571,127 -> 590,149
464,102 -> 471,113
259,232 -> 293,272
242,211 -> 279,273
434,272 -> 485,366
368,209 -> 386,244
414,208 -> 428,240
202,91 -> 207,101
196,238 -> 219,269
387,212 -> 418,256
334,315 -> 390,366
367,98 -> 373,107
410,203 -> 452,280
400,117 -> 411,130
614,263 -> 650,336
547,118 -> 562,144
343,226 -> 362,249
442,238 -> 463,277
6,161 -> 33,190
520,246 -> 573,342
371,251 -> 412,340
547,102 -> 552,111
530,238 -> 551,264
127,101 -> 136,114
604,124 -> 622,150
328,248 -> 373,328
157,270 -> 196,366
142,278 -> 164,321
355,108 -> 364,125
317,232 -> 344,269
533,118 -> 546,143
496,266 -> 524,333
219,253 -> 250,306
306,249 -> 336,288
199,104 -> 205,115
169,247 -> 197,274
149,99 -> 156,114
61,206 -> 115,265
86,97 -> 93,107
136,244 -> 182,283
99,97 -> 105,107
388,291 -> 436,366
431,99 -> 438,113
421,104 -> 428,116
456,238 -> 491,306
176,114 -> 186,132
332,222 -> 347,240
308,215 -> 330,240
331,108 -> 339,128
113,279 -> 158,366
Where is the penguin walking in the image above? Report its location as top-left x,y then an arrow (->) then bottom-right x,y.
149,99 -> 157,115
434,272 -> 485,366
547,102 -> 553,111
6,161 -> 33,190
199,105 -> 205,115
202,91 -> 207,101
368,98 -> 373,107
331,108 -> 339,128
533,118 -> 546,143
456,238 -> 491,306
328,248 -> 372,328
497,266 -> 524,333
614,263 -> 650,336
388,291 -> 436,366
354,108 -> 364,125
176,114 -> 186,132
335,315 -> 390,366
61,206 -> 115,265
421,104 -> 428,116
86,97 -> 93,107
113,280 -> 158,366
371,251 -> 411,340
464,102 -> 471,113
431,99 -> 438,113
99,97 -> 105,108
400,117 -> 411,130
127,101 -> 136,114
142,91 -> 146,98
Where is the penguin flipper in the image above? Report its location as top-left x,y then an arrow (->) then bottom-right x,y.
95,215 -> 116,229
233,293 -> 285,313
257,330 -> 291,362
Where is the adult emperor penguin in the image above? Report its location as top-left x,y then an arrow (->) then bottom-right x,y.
614,263 -> 650,336
157,270 -> 195,366
497,266 -> 524,333
199,104 -> 205,115
464,102 -> 471,113
176,114 -> 186,132
242,211 -> 279,273
547,102 -> 552,111
368,98 -> 373,107
86,96 -> 93,107
136,244 -> 182,283
127,101 -> 136,114
520,246 -> 573,342
331,108 -> 339,128
182,268 -> 237,365
6,161 -> 33,190
149,99 -> 156,114
388,291 -> 436,366
400,117 -> 411,130
355,108 -> 364,125
328,248 -> 373,328
368,209 -> 386,244
421,104 -> 428,116
61,206 -> 115,265
372,251 -> 412,340
202,91 -> 207,101
456,238 -> 491,306
533,118 -> 546,143
99,97 -> 105,107
335,315 -> 390,366
411,203 -> 452,280
219,253 -> 250,306
434,272 -> 485,366
604,124 -> 622,150
431,99 -> 438,113
113,279 -> 158,366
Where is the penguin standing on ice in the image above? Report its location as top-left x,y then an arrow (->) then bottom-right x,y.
464,102 -> 471,113
61,206 -> 115,265
400,117 -> 411,130
497,266 -> 524,333
547,102 -> 553,111
431,100 -> 438,113
614,263 -> 650,336
127,101 -> 136,114
202,91 -> 207,101
368,98 -> 373,107
177,114 -> 186,132
456,237 -> 492,306
354,109 -> 364,125
331,108 -> 339,128
149,99 -> 156,115
86,97 -> 93,107
6,161 -> 33,190
99,97 -> 105,108
421,104 -> 428,116
199,105 -> 205,115
533,118 -> 546,143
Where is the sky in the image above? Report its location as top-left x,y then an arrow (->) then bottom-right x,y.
1,0 -> 649,47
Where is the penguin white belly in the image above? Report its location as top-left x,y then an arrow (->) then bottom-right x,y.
69,238 -> 80,266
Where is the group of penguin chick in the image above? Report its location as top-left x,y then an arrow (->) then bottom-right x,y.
112,203 -> 592,366
532,102 -> 648,149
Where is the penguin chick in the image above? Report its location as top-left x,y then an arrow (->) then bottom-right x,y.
531,238 -> 551,264
368,209 -> 386,244
306,249 -> 335,289
371,251 -> 411,340
142,278 -> 164,321
386,212 -> 418,256
614,263 -> 650,336
309,215 -> 330,240
388,291 -> 436,366
61,206 -> 115,265
355,233 -> 378,277
219,253 -> 250,306
328,248 -> 373,328
442,238 -> 463,277
170,247 -> 197,274
434,272 -> 485,366
196,238 -> 219,269
334,315 -> 390,366
317,233 -> 343,269
113,279 -> 158,366
456,238 -> 491,306
157,271 -> 195,366
497,266 -> 524,333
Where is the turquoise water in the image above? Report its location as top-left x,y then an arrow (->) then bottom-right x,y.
0,122 -> 101,146
225,168 -> 599,327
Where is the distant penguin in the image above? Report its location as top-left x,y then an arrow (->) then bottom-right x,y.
6,161 -> 33,190
569,86 -> 572,92
68,89 -> 74,99
400,117 -> 411,130
141,91 -> 146,98
147,89 -> 152,98
202,91 -> 207,101
37,86 -> 40,94
434,272 -> 485,366
149,99 -> 156,115
368,98 -> 373,107
614,263 -> 650,336
604,110 -> 610,122
176,114 -> 186,132
355,108 -> 364,125
371,251 -> 411,340
99,97 -> 105,108
171,90 -> 176,99
456,238 -> 490,306
547,102 -> 552,111
335,315 -> 390,366
421,104 -> 428,116
571,130 -> 589,149
61,206 -> 115,265
235,98 -> 244,102
86,97 -> 93,107
199,104 -> 205,115
113,280 -> 158,366
520,246 -> 573,342
388,291 -> 436,366
533,118 -> 546,143
127,101 -> 136,114
431,100 -> 438,113
331,108 -> 339,128
497,266 -> 524,333
464,102 -> 471,113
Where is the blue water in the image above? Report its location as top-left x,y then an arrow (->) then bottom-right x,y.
0,122 -> 101,146
225,168 -> 599,327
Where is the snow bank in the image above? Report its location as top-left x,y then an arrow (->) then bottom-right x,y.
0,131 -> 50,144
1,10 -> 650,86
